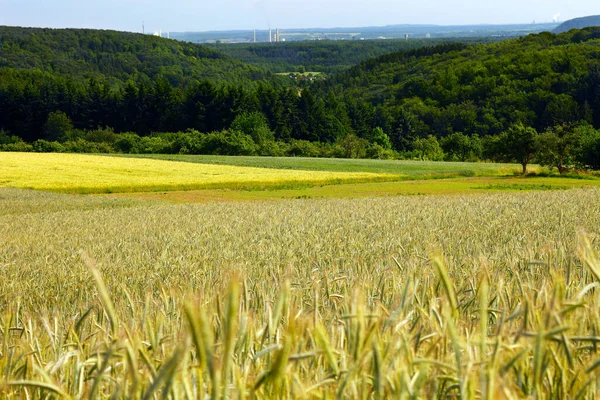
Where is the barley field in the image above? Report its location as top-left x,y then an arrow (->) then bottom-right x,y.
0,153 -> 394,194
2,187 -> 600,399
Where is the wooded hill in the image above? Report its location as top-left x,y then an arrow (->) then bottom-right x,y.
553,16 -> 600,34
0,26 -> 275,87
315,28 -> 600,144
206,38 -> 496,74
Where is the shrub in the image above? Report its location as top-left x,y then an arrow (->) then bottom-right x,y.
334,134 -> 369,159
366,143 -> 397,159
257,140 -> 286,157
114,133 -> 141,153
62,139 -> 115,153
137,136 -> 173,154
0,129 -> 25,145
286,139 -> 323,157
60,128 -> 87,143
200,130 -> 257,156
32,140 -> 65,153
0,141 -> 34,152
85,127 -> 118,144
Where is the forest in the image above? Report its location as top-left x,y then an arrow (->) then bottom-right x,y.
0,26 -> 275,87
317,28 -> 600,135
206,38 -> 495,74
2,26 -> 600,171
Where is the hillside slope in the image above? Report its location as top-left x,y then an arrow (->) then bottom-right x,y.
206,38 -> 496,74
315,28 -> 600,142
554,16 -> 600,33
0,26 -> 274,86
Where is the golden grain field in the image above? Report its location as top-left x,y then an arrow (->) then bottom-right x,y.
1,187 -> 600,398
0,153 -> 395,193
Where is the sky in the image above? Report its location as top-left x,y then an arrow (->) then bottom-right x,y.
0,0 -> 598,33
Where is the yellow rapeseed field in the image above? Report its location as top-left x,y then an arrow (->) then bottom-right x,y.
0,152 -> 395,193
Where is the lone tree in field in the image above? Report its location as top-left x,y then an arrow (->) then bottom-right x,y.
537,124 -> 581,174
501,123 -> 539,174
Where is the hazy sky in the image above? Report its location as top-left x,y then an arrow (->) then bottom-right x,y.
0,0 -> 598,33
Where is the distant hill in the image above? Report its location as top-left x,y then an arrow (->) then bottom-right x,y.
206,38 -> 498,74
0,26 -> 275,87
553,16 -> 600,33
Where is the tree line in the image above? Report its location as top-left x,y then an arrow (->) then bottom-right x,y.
3,104 -> 600,174
0,68 -> 354,143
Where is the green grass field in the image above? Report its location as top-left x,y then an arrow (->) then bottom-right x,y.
116,154 -> 526,177
116,176 -> 599,203
105,154 -> 600,202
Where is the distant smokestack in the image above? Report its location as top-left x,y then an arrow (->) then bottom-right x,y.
276,28 -> 280,42
142,21 -> 145,34
269,28 -> 272,43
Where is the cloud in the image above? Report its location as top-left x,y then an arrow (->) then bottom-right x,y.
552,12 -> 561,22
